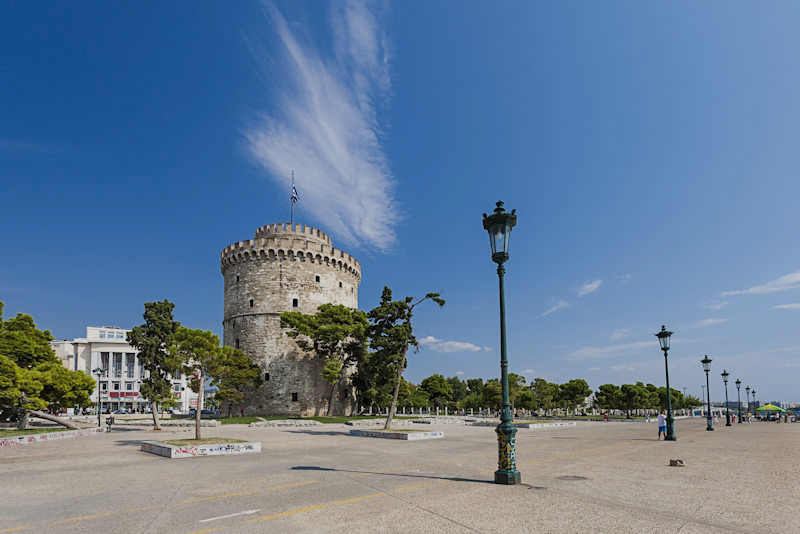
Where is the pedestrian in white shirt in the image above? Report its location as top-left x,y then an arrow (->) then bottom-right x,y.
657,411 -> 667,440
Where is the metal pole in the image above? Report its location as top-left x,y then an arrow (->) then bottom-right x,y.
724,381 -> 731,426
737,385 -> 742,424
663,349 -> 676,441
494,263 -> 520,485
705,371 -> 714,431
97,371 -> 101,428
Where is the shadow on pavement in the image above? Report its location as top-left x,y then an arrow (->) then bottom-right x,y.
290,465 -> 493,485
113,439 -> 147,447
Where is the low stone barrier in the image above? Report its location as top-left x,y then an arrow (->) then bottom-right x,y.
141,440 -> 261,458
248,420 -> 322,428
345,419 -> 413,427
113,419 -> 219,427
349,429 -> 444,440
0,427 -> 103,448
470,421 -> 577,430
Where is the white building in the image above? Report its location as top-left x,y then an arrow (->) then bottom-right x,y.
50,326 -> 193,414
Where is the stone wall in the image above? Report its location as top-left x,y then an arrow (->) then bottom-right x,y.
220,223 -> 361,416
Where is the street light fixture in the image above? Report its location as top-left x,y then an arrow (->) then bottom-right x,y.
654,326 -> 676,441
483,201 -> 520,485
745,385 -> 751,418
701,355 -> 714,431
752,388 -> 757,412
721,369 -> 731,426
92,367 -> 107,428
735,379 -> 742,424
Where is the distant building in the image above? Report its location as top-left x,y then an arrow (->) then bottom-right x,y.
50,326 -> 192,414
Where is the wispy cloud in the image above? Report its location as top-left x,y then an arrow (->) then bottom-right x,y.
540,300 -> 569,317
418,336 -> 489,353
610,328 -> 630,341
722,270 -> 800,297
521,368 -> 536,375
703,301 -> 728,311
578,280 -> 603,297
569,341 -> 653,359
773,303 -> 800,310
245,1 -> 398,249
611,364 -> 636,373
454,370 -> 465,376
618,273 -> 632,284
688,318 -> 728,329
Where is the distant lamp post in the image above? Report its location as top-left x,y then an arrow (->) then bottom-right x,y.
721,369 -> 731,426
701,356 -> 714,431
483,201 -> 520,485
752,389 -> 757,412
654,325 -> 676,441
92,367 -> 106,428
735,379 -> 742,424
745,385 -> 750,414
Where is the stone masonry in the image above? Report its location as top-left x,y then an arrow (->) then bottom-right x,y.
220,223 -> 361,416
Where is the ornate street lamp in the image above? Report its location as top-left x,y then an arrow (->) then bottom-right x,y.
92,367 -> 107,428
721,370 -> 731,426
483,201 -> 520,485
735,379 -> 742,424
701,356 -> 714,431
654,326 -> 676,441
752,389 -> 757,412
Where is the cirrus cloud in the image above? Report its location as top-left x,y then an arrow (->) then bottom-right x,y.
578,280 -> 603,297
722,270 -> 800,297
418,336 -> 490,353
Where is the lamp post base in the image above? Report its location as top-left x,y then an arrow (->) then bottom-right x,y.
664,434 -> 676,441
494,470 -> 522,485
725,414 -> 732,426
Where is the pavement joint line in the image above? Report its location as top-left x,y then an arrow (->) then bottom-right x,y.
0,527 -> 28,533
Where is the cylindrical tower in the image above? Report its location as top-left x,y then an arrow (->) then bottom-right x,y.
220,222 -> 362,416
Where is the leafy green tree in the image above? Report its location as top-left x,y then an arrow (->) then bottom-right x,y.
466,378 -> 484,397
683,394 -> 702,410
559,379 -> 592,415
208,346 -> 262,418
620,383 -> 647,417
482,379 -> 502,410
531,378 -> 558,415
366,287 -> 444,430
420,374 -> 453,408
594,384 -> 622,412
280,304 -> 368,416
0,303 -> 93,429
447,376 -> 468,407
515,389 -> 537,412
461,391 -> 483,411
127,300 -> 182,430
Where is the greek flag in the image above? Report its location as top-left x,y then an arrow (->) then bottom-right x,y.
290,184 -> 299,204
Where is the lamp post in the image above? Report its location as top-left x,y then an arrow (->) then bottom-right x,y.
654,326 -> 676,441
683,387 -> 687,416
721,370 -> 731,426
701,356 -> 714,431
483,201 -> 520,485
92,367 -> 106,428
752,389 -> 757,413
735,379 -> 742,424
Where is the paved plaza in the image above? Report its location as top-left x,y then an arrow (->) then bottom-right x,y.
1,418 -> 797,533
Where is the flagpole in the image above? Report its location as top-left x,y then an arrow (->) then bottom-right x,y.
290,170 -> 294,226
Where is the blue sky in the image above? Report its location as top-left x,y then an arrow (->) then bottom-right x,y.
2,2 -> 800,401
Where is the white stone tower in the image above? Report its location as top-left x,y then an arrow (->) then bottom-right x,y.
220,223 -> 361,416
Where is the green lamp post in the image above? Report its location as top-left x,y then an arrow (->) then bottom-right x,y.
721,369 -> 731,426
701,355 -> 714,431
751,388 -> 757,411
655,326 -> 676,441
483,201 -> 521,485
745,385 -> 750,417
735,379 -> 742,424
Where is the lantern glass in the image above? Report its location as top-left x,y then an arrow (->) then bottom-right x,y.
721,370 -> 729,383
701,356 -> 712,372
488,221 -> 512,257
655,326 -> 672,351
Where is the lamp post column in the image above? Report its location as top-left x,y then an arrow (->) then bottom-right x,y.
705,370 -> 713,431
662,348 -> 676,441
721,370 -> 731,427
494,262 -> 520,484
736,380 -> 742,424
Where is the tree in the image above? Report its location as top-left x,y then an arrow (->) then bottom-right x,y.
559,379 -> 592,415
515,389 -> 537,412
447,376 -> 468,407
280,304 -> 368,416
0,303 -> 93,429
482,379 -> 502,410
683,394 -> 702,411
127,300 -> 182,430
508,373 -> 526,408
594,384 -> 622,412
620,383 -> 647,417
170,327 -> 226,440
466,378 -> 484,397
420,374 -> 453,408
208,346 -> 262,418
531,378 -> 558,415
366,287 -> 444,430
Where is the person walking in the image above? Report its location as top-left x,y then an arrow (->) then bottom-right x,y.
657,411 -> 667,440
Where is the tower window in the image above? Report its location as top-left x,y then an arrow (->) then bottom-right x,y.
235,338 -> 240,349
291,392 -> 298,402
264,372 -> 270,382
292,298 -> 298,308
236,275 -> 240,283
339,281 -> 342,288
315,275 -> 320,283
249,298 -> 254,308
